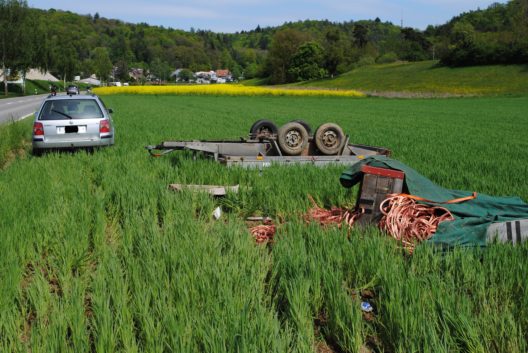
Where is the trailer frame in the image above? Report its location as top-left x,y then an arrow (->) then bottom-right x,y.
146,134 -> 390,168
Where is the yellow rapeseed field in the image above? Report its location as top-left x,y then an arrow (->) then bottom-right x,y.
93,84 -> 365,98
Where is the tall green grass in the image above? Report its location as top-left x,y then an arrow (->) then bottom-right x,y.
0,118 -> 31,168
0,95 -> 527,352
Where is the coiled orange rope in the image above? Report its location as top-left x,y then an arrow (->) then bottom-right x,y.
249,224 -> 276,243
379,194 -> 455,252
304,193 -> 470,253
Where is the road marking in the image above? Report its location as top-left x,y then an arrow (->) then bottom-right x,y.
16,113 -> 34,121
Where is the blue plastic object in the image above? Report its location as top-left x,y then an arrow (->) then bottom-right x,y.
361,301 -> 373,313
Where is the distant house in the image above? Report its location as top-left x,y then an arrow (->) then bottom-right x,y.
129,68 -> 145,82
215,69 -> 231,79
0,68 -> 59,83
194,71 -> 218,84
214,69 -> 232,83
26,69 -> 60,82
79,75 -> 101,86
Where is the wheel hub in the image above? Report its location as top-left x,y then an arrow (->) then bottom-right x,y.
321,130 -> 338,147
285,130 -> 303,147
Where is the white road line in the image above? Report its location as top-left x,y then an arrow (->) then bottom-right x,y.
16,113 -> 34,121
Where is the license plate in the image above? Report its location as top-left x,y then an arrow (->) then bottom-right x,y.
57,126 -> 87,134
65,126 -> 78,133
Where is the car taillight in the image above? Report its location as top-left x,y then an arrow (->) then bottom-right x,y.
99,119 -> 111,133
33,122 -> 44,136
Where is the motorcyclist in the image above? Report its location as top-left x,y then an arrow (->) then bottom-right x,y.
50,85 -> 57,96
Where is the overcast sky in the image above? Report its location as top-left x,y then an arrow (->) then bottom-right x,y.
28,0 -> 505,33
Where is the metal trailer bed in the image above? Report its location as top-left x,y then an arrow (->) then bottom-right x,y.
146,135 -> 391,168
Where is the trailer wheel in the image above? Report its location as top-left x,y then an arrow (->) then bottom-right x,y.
250,119 -> 278,138
314,123 -> 345,155
291,119 -> 312,136
277,122 -> 309,156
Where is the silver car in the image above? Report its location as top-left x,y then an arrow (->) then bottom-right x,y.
32,94 -> 115,154
66,85 -> 80,95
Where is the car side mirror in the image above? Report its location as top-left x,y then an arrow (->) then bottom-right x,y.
108,108 -> 113,114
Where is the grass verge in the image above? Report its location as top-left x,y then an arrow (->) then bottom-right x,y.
0,118 -> 32,168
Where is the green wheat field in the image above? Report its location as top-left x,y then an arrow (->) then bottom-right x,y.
1,95 -> 528,352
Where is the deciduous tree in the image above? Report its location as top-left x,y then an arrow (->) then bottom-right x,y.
92,47 -> 112,83
266,28 -> 308,84
0,0 -> 30,96
288,41 -> 327,82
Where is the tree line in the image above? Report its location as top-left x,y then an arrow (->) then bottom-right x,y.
1,0 -> 527,94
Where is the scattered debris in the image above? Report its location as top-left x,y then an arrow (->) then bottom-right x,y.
212,206 -> 222,220
304,192 -> 457,253
361,301 -> 373,313
304,195 -> 361,228
246,216 -> 273,222
169,183 -> 239,196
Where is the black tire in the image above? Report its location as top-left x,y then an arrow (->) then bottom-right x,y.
249,119 -> 278,138
314,123 -> 345,155
32,148 -> 43,157
277,122 -> 309,156
291,119 -> 312,136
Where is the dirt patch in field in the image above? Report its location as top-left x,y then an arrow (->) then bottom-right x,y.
316,340 -> 336,353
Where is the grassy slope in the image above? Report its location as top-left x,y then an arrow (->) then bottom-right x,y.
287,61 -> 528,95
1,95 -> 528,352
0,80 -> 90,99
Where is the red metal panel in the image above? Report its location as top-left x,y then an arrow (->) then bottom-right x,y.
361,165 -> 405,180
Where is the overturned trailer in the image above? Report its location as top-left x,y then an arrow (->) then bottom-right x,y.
146,120 -> 391,168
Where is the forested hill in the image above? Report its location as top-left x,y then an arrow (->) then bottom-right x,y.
4,0 -> 528,85
427,1 -> 528,66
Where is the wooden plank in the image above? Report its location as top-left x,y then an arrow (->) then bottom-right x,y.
169,184 -> 239,196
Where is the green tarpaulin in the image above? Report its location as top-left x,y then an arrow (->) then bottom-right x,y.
340,156 -> 528,247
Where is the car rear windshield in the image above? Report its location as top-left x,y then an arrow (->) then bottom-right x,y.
39,99 -> 104,120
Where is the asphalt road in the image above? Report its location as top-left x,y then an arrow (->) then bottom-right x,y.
0,94 -> 47,125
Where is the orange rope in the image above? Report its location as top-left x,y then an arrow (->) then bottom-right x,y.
304,195 -> 362,228
249,224 -> 276,244
379,194 -> 454,252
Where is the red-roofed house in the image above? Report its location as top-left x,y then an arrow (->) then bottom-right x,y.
215,69 -> 232,80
